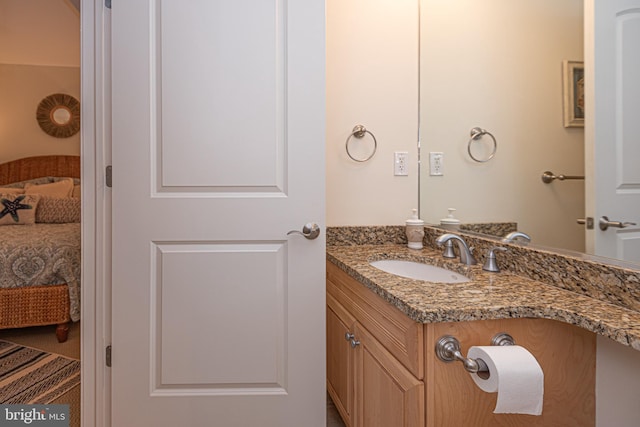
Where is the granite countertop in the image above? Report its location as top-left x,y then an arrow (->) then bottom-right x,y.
327,243 -> 640,351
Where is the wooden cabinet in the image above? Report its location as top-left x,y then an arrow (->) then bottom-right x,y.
327,260 -> 596,427
353,323 -> 424,427
327,293 -> 355,425
426,319 -> 596,427
327,262 -> 424,427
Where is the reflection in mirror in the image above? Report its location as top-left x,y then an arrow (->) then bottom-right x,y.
419,0 -> 589,255
51,106 -> 72,125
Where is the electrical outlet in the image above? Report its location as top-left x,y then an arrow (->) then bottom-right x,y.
429,152 -> 443,176
394,152 -> 409,176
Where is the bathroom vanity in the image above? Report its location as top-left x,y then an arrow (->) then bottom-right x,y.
326,226 -> 640,426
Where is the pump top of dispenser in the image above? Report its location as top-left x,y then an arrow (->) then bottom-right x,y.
440,208 -> 461,229
406,209 -> 424,226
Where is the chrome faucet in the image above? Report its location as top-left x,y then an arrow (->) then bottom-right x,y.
501,231 -> 531,244
435,233 -> 477,265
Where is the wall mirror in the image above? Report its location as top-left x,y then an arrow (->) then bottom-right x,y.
36,93 -> 81,138
418,0 -> 640,267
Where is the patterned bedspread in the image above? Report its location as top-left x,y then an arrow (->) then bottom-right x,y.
0,223 -> 80,321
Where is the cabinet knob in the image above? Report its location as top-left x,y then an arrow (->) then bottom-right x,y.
350,338 -> 361,348
345,332 -> 355,341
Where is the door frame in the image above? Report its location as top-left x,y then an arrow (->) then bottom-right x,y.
80,0 -> 110,426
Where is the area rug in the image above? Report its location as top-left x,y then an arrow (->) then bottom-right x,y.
0,340 -> 80,404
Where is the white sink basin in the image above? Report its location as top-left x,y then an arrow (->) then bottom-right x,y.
369,260 -> 471,283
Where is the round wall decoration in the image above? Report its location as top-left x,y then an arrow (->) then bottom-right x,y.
36,93 -> 81,138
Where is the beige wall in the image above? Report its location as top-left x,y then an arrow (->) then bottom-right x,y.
0,0 -> 80,67
419,0 -> 585,252
326,0 -> 585,249
0,64 -> 80,163
0,0 -> 80,164
597,336 -> 640,427
326,0 -> 420,226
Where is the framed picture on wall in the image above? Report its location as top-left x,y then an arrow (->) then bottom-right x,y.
563,60 -> 585,128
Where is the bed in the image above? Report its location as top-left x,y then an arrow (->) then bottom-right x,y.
0,155 -> 81,343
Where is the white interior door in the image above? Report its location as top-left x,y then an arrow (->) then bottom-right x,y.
110,1 -> 326,426
585,0 -> 640,262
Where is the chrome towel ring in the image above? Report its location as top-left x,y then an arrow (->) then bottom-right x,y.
468,127 -> 497,163
346,125 -> 377,162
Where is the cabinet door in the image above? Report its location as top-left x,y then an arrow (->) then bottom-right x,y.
327,293 -> 355,426
354,324 -> 424,427
427,319 -> 595,427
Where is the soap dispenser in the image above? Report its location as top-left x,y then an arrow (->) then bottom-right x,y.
405,209 -> 425,250
440,208 -> 461,230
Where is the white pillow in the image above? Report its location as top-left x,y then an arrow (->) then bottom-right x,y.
72,184 -> 81,199
0,187 -> 24,194
24,178 -> 74,198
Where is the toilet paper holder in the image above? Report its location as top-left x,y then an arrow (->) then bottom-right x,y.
435,333 -> 515,379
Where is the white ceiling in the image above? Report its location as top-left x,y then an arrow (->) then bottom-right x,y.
0,0 -> 80,67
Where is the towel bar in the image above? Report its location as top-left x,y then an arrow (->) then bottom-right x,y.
541,171 -> 584,183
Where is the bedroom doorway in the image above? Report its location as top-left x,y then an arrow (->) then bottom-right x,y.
0,1 -> 82,426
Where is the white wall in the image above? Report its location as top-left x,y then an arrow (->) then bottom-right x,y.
596,336 -> 640,427
326,0 -> 419,226
0,0 -> 80,163
420,0 -> 585,252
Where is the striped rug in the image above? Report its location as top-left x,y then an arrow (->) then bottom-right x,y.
0,340 -> 80,404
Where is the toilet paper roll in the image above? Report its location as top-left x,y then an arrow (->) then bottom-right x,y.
467,345 -> 544,415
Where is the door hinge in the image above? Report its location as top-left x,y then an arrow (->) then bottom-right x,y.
105,0 -> 111,9
106,165 -> 112,188
106,345 -> 112,367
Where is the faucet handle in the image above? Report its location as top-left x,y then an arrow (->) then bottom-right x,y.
442,240 -> 456,258
466,246 -> 477,265
482,247 -> 508,272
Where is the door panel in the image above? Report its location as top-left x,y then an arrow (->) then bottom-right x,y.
618,231 -> 640,262
111,0 -> 325,425
154,242 -> 286,392
158,1 -> 285,190
586,0 -> 640,261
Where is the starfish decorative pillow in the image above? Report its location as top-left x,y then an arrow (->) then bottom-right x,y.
0,194 -> 41,226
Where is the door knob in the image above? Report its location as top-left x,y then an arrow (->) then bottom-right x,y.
599,216 -> 637,231
287,223 -> 321,240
